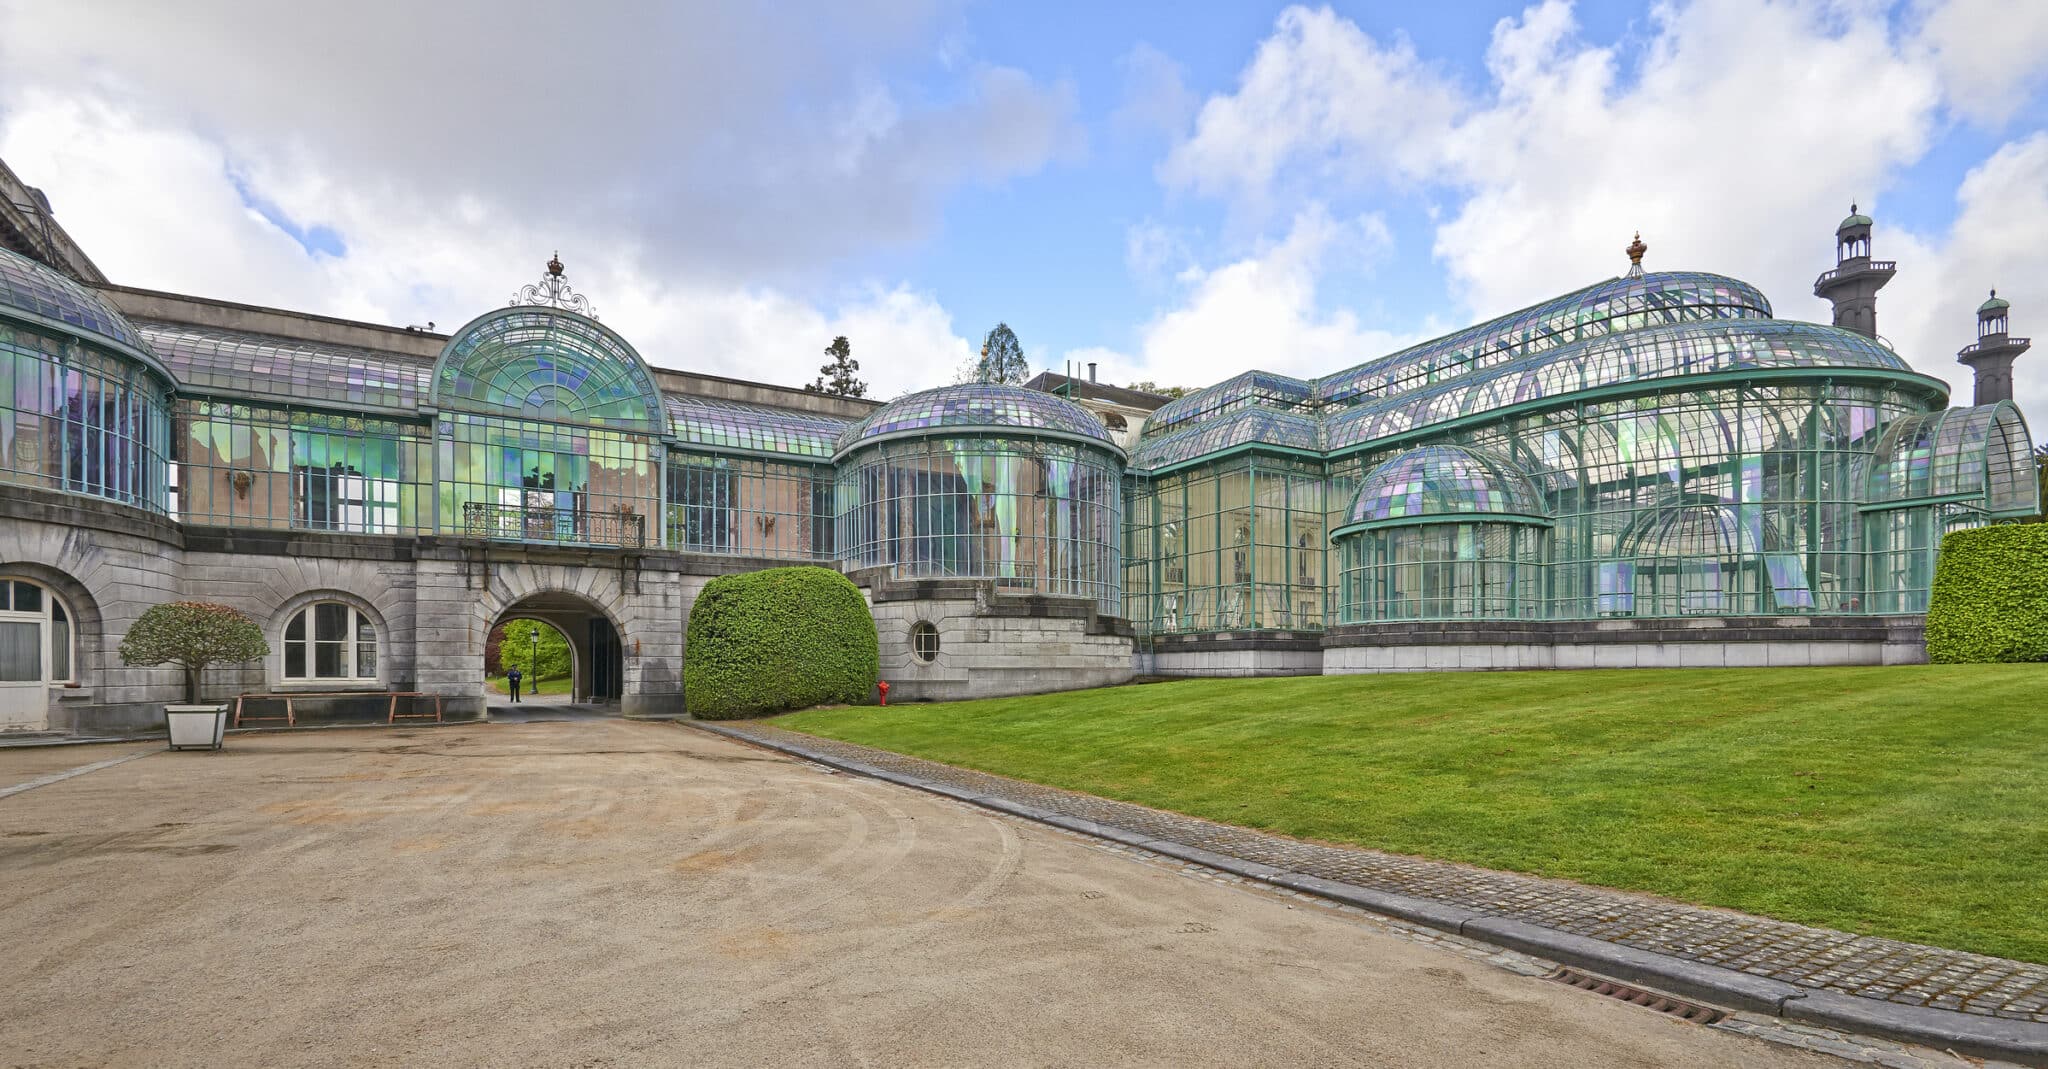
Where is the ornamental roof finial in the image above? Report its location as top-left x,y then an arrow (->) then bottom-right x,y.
512,251 -> 596,318
1625,231 -> 1647,278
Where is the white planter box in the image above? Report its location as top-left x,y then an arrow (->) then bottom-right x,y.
165,704 -> 229,750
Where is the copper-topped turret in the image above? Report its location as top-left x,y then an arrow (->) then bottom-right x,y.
1813,203 -> 1895,340
1958,289 -> 2030,405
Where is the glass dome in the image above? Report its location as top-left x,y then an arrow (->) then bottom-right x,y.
432,307 -> 665,433
0,246 -> 158,364
833,382 -> 1122,459
1341,445 -> 1548,532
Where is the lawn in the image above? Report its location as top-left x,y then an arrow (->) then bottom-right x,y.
486,673 -> 568,696
777,665 -> 2048,963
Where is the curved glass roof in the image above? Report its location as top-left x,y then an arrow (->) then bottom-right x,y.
1341,445 -> 1547,530
1866,401 -> 2038,514
1142,272 -> 1772,444
0,246 -> 155,361
1321,319 -> 1919,453
834,382 -> 1121,458
1316,272 -> 1771,409
433,307 -> 664,433
140,322 -> 432,414
665,394 -> 850,461
1142,370 -> 1315,441
1129,406 -> 1320,468
1617,502 -> 1783,557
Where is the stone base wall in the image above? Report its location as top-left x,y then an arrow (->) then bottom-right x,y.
1322,616 -> 1928,674
1139,633 -> 1324,678
857,572 -> 1135,702
0,486 -> 1143,731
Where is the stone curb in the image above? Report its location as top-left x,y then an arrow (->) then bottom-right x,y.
689,720 -> 2048,1067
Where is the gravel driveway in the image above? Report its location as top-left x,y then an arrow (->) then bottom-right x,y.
0,721 -> 1837,1067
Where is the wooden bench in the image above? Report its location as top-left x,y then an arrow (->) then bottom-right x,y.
232,691 -> 445,728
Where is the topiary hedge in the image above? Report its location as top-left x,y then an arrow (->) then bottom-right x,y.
1925,523 -> 2048,663
684,566 -> 878,719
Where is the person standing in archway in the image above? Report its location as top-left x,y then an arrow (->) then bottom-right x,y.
507,665 -> 523,703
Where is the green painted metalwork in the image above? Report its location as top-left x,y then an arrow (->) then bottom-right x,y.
432,307 -> 664,434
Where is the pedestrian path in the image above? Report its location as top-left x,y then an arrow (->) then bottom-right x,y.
700,720 -> 2048,1062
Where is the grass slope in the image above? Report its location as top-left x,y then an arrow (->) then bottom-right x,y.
779,665 -> 2048,963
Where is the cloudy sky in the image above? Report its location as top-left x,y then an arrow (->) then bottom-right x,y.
1,0 -> 2044,414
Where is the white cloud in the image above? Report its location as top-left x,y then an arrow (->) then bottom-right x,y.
1100,206 -> 1412,391
1153,0 -> 2048,421
0,1 -> 1045,396
1160,5 -> 1461,210
0,91 -> 977,397
1913,0 -> 2048,126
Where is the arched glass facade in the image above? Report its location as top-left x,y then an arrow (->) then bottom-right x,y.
1127,270 -> 2041,631
834,385 -> 1125,613
0,249 -> 173,513
3,241 -> 2034,634
433,309 -> 667,548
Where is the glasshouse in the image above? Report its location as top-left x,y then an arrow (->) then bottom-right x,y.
0,190 -> 2036,732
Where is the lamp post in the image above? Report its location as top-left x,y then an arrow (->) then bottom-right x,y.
529,629 -> 539,696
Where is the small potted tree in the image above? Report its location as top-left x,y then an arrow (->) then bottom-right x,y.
119,601 -> 269,750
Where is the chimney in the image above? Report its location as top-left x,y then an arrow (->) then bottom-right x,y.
1087,362 -> 1097,383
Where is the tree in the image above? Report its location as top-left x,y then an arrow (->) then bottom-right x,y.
1127,380 -> 1191,400
958,323 -> 1030,385
119,601 -> 270,704
494,619 -> 572,692
807,335 -> 867,397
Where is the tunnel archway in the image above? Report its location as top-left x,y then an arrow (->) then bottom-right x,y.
489,591 -> 623,705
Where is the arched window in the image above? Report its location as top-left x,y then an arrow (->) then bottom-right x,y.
0,579 -> 73,730
282,602 -> 378,682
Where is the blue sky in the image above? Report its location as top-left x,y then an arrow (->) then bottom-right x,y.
1,0 -> 2044,412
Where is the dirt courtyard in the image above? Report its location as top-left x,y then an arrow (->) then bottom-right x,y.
0,721 -> 1837,1068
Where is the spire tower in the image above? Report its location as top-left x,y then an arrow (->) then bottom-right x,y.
1813,203 -> 1894,340
1958,290 -> 2029,406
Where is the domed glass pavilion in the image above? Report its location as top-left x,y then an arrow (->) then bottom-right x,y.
0,247 -> 174,513
1332,445 -> 1550,622
833,383 -> 1126,612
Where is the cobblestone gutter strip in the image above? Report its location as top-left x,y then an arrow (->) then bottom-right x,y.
693,720 -> 2048,1066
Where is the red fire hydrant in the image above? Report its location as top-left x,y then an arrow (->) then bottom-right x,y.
877,681 -> 890,706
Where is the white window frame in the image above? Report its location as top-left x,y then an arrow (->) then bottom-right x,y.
281,602 -> 380,684
0,578 -> 75,685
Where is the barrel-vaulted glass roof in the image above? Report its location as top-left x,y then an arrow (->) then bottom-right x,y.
1319,319 -> 1921,452
834,382 -> 1121,458
665,393 -> 850,461
1340,445 -> 1548,531
1142,369 -> 1316,440
1128,406 -> 1321,468
1314,271 -> 1772,409
139,321 -> 433,415
1140,271 -> 1775,446
433,307 -> 664,433
0,246 -> 155,361
1866,400 -> 2039,515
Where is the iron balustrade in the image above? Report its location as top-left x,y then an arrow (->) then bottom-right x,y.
1958,337 -> 2031,355
461,500 -> 647,548
1813,260 -> 1896,287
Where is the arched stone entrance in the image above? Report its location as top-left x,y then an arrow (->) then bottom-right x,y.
490,591 -> 623,706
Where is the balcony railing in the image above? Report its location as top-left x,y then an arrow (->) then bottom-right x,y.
461,501 -> 647,548
1813,260 -> 1896,287
1958,337 -> 2030,356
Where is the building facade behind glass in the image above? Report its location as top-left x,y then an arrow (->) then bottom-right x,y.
0,189 -> 2035,732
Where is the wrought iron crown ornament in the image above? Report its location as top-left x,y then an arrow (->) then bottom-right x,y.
512,251 -> 597,318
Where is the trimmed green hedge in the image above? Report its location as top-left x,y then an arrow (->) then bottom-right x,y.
1925,523 -> 2048,663
684,566 -> 878,719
